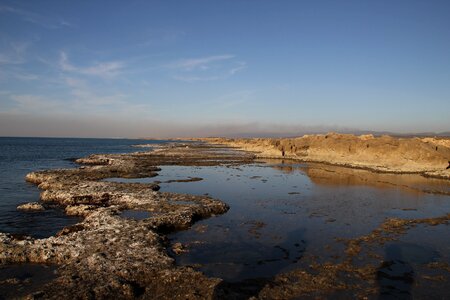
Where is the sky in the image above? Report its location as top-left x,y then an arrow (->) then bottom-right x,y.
0,0 -> 449,138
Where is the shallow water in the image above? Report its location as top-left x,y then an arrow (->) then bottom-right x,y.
0,263 -> 57,299
120,209 -> 159,220
143,160 -> 450,289
3,140 -> 449,297
375,223 -> 450,298
0,137 -> 165,238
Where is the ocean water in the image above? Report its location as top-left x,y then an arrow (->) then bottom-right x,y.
0,137 -> 165,238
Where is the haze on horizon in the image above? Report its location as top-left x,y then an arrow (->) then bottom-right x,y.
0,0 -> 449,138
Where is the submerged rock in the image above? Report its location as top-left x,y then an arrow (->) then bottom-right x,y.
17,202 -> 45,211
172,242 -> 188,255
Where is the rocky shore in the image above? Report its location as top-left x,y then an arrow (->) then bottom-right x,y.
0,143 -> 255,299
196,133 -> 450,179
0,141 -> 449,299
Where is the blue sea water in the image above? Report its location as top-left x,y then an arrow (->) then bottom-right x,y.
0,137 -> 164,238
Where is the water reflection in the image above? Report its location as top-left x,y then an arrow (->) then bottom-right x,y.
2,208 -> 81,239
300,163 -> 450,195
162,160 -> 449,284
97,158 -> 450,293
0,264 -> 57,298
377,243 -> 439,299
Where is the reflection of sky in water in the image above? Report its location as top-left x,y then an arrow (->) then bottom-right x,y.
0,264 -> 57,298
134,160 -> 450,282
105,160 -> 450,282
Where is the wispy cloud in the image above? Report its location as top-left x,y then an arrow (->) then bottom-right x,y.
58,19 -> 74,28
0,53 -> 24,65
169,54 -> 235,71
168,54 -> 247,82
172,75 -> 222,83
8,89 -> 127,114
0,5 -> 73,29
229,62 -> 247,75
0,40 -> 33,65
6,90 -> 156,122
63,76 -> 127,106
132,29 -> 186,49
59,52 -> 125,78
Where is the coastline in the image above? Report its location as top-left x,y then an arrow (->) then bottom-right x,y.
0,143 -> 254,298
0,141 -> 449,298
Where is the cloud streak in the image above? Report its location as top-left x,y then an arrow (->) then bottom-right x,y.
168,54 -> 234,70
229,62 -> 247,75
59,52 -> 125,78
168,54 -> 246,82
172,75 -> 222,83
0,40 -> 33,65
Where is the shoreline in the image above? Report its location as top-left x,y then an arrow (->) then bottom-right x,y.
0,143 -> 255,298
0,141 -> 449,298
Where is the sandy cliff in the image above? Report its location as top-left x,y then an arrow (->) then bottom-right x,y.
198,133 -> 450,179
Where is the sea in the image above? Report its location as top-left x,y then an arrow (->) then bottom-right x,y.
0,137 -> 165,238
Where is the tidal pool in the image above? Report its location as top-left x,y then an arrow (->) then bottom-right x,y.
100,158 -> 450,297
119,210 -> 157,220
151,160 -> 450,293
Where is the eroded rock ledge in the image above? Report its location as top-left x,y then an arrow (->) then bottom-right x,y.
0,143 -> 254,299
196,133 -> 450,179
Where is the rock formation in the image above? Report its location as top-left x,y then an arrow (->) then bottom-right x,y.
198,133 -> 450,179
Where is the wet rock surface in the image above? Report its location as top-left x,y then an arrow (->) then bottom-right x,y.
0,143 -> 252,299
1,141 -> 449,299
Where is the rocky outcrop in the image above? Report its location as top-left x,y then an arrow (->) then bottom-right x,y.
199,133 -> 450,179
0,143 -> 254,299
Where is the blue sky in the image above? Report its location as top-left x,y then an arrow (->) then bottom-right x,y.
0,0 -> 449,137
